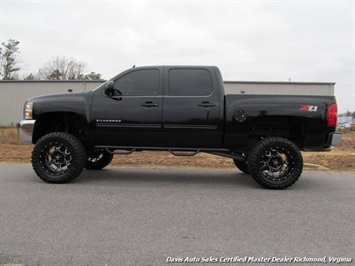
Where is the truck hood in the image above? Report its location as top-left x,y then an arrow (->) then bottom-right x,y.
30,91 -> 94,121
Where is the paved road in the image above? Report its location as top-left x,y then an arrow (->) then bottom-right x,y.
0,164 -> 354,266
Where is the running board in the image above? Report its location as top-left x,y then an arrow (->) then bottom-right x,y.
96,145 -> 245,161
105,148 -> 136,155
205,152 -> 245,161
169,150 -> 200,156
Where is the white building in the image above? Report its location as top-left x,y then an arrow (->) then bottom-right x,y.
0,80 -> 103,126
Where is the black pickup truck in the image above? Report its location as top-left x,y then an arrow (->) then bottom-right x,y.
19,66 -> 342,189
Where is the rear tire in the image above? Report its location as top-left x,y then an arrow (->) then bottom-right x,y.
248,137 -> 303,189
32,132 -> 86,183
85,149 -> 113,170
233,159 -> 249,174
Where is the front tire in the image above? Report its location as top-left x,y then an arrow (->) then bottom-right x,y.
248,137 -> 303,189
32,132 -> 86,183
85,149 -> 113,170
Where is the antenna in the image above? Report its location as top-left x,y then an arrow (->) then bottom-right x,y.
132,65 -> 136,68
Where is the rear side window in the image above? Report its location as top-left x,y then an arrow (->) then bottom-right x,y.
168,69 -> 213,96
114,69 -> 159,96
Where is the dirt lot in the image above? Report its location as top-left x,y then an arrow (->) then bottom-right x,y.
1,127 -> 354,171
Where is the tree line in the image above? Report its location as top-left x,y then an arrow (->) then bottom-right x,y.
0,39 -> 103,80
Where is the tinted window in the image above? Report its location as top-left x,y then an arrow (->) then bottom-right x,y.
168,69 -> 213,96
114,69 -> 159,96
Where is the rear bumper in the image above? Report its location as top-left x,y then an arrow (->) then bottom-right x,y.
304,132 -> 342,152
18,120 -> 35,144
328,132 -> 342,147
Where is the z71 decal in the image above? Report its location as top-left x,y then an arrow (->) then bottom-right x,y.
299,105 -> 318,112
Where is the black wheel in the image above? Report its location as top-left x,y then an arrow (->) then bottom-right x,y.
32,132 -> 86,183
85,149 -> 113,170
233,159 -> 249,174
248,137 -> 303,189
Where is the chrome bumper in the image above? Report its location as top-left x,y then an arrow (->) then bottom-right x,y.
330,132 -> 342,146
18,120 -> 35,144
304,132 -> 342,151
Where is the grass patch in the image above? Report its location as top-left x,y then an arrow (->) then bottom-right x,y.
0,127 -> 23,145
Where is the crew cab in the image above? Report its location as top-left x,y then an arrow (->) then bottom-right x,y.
18,66 -> 342,189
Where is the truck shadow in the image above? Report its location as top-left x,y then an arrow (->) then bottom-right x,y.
75,167 -> 260,189
71,167 -> 316,190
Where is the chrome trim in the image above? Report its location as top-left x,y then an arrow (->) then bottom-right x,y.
18,120 -> 35,144
96,123 -> 161,128
164,124 -> 218,130
331,133 -> 342,146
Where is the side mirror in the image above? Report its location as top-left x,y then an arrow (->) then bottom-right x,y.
104,80 -> 115,96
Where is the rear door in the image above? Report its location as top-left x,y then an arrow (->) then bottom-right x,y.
162,66 -> 222,148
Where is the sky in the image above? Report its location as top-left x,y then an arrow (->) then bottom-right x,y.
1,0 -> 354,113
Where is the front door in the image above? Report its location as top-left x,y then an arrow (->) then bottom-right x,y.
90,67 -> 163,147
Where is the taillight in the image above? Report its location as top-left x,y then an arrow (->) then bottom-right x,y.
327,103 -> 337,127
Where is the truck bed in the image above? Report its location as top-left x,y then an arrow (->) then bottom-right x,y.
223,94 -> 337,150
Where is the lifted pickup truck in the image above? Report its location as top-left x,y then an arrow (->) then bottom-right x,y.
19,66 -> 342,189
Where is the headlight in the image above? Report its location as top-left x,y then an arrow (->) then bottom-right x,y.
24,102 -> 33,119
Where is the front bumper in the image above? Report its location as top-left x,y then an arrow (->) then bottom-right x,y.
18,120 -> 35,144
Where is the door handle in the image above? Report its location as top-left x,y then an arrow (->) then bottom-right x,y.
197,101 -> 216,108
141,102 -> 159,108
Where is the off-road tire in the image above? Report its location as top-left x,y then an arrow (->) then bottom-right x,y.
32,132 -> 86,183
85,149 -> 114,170
233,159 -> 249,174
248,137 -> 303,189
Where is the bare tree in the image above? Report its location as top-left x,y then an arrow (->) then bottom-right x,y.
1,39 -> 21,80
38,56 -> 88,80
